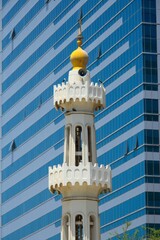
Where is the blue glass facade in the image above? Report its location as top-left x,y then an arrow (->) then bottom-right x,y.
0,0 -> 159,239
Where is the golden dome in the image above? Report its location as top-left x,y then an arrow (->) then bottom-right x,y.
70,36 -> 88,70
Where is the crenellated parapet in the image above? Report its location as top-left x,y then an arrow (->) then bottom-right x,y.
54,80 -> 106,111
49,162 -> 111,196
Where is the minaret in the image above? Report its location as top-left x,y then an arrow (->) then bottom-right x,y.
49,22 -> 112,240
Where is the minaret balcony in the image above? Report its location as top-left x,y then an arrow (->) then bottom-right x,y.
54,80 -> 106,111
49,162 -> 111,198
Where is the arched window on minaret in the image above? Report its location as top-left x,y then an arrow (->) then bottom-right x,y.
75,214 -> 83,240
89,215 -> 96,240
75,126 -> 82,166
62,214 -> 69,240
65,125 -> 71,165
87,126 -> 92,162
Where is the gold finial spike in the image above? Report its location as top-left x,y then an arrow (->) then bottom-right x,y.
70,9 -> 88,70
79,8 -> 83,20
77,15 -> 83,47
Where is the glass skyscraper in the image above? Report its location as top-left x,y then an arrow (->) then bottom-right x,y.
0,0 -> 159,239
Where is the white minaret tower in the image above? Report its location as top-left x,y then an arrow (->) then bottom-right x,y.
49,23 -> 112,240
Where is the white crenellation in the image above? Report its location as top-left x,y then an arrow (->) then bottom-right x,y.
49,162 -> 111,195
54,80 -> 106,110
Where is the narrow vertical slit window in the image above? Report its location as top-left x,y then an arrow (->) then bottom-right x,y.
10,29 -> 16,40
124,141 -> 129,156
66,126 -> 70,165
9,140 -> 16,152
134,136 -> 139,150
10,28 -> 16,51
88,126 -> 92,162
75,215 -> 83,240
90,216 -> 95,240
75,126 -> 82,166
97,46 -> 102,59
9,140 -> 16,164
38,96 -> 42,108
63,215 -> 69,240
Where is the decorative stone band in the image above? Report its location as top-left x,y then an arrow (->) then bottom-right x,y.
49,162 -> 111,196
54,81 -> 106,111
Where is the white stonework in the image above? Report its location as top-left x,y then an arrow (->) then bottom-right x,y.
54,70 -> 106,112
49,31 -> 111,239
49,162 -> 111,197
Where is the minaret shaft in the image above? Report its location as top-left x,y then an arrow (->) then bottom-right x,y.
49,27 -> 111,240
64,112 -> 96,167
